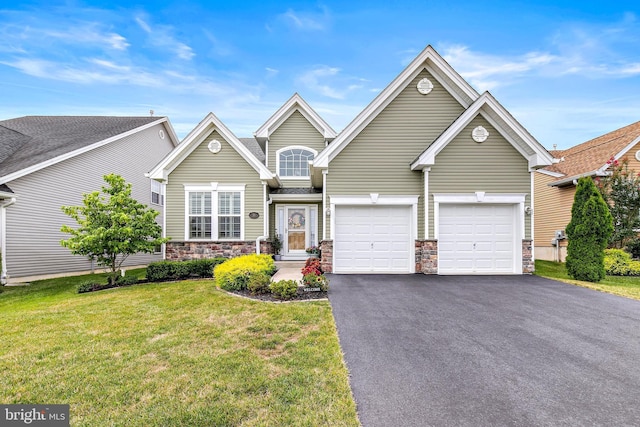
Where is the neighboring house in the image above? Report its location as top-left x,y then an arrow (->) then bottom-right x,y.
150,45 -> 553,274
0,116 -> 179,281
534,121 -> 640,262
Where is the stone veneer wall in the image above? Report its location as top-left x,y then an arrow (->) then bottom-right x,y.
415,240 -> 438,274
522,239 -> 534,273
320,240 -> 333,273
166,240 -> 272,261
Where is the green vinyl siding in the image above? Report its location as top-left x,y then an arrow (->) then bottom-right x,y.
428,115 -> 531,238
166,129 -> 264,240
268,110 -> 326,187
325,69 -> 465,237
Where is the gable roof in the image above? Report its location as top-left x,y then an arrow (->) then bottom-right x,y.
411,92 -> 554,170
0,116 -> 179,183
148,112 -> 278,185
313,45 -> 479,168
254,93 -> 337,143
541,120 -> 640,187
238,137 -> 266,163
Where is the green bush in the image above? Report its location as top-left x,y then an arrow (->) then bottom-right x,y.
566,177 -> 613,282
247,272 -> 272,295
626,239 -> 640,259
269,279 -> 299,300
147,258 -> 228,282
214,254 -> 275,291
302,273 -> 329,291
116,274 -> 139,286
604,249 -> 640,276
77,280 -> 103,293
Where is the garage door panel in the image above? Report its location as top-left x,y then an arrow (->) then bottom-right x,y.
439,204 -> 517,274
335,205 -> 412,273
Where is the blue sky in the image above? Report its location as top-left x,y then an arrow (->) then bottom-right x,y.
1,1 -> 639,149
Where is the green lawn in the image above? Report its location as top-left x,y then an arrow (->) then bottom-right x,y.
535,260 -> 640,301
0,273 -> 359,426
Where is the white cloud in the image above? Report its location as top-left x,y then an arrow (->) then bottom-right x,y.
279,6 -> 330,31
135,15 -> 195,60
298,66 -> 344,99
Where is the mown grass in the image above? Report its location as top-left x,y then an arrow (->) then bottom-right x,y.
535,260 -> 640,301
0,273 -> 359,426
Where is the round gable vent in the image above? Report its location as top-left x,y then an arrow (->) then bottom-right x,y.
208,139 -> 222,154
416,78 -> 434,95
472,126 -> 489,143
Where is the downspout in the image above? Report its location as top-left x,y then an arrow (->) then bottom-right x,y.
256,181 -> 269,254
1,197 -> 17,284
322,170 -> 328,240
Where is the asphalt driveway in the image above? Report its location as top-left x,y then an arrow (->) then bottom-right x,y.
328,274 -> 640,426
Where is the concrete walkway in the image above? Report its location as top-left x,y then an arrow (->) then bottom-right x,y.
271,261 -> 304,282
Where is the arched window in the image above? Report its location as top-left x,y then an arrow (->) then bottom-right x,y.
278,147 -> 316,177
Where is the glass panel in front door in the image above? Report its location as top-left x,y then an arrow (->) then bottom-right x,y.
287,207 -> 306,251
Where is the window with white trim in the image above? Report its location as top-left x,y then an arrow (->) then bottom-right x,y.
184,184 -> 245,240
278,148 -> 315,177
218,191 -> 241,239
151,180 -> 164,205
188,192 -> 212,239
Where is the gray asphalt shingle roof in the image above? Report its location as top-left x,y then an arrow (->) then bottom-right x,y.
0,116 -> 161,180
238,137 -> 266,163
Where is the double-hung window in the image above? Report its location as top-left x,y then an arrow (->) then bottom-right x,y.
151,180 -> 164,205
218,191 -> 241,239
185,184 -> 245,240
188,192 -> 212,239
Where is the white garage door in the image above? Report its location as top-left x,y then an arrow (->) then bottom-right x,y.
438,204 -> 517,274
334,205 -> 412,273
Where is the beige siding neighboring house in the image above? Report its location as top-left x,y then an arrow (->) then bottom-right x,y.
151,45 -> 553,275
534,120 -> 640,261
0,116 -> 179,281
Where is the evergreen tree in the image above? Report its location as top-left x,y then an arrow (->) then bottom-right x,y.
566,177 -> 613,282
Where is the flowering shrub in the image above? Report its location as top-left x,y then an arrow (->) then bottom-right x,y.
302,273 -> 329,291
301,257 -> 322,276
305,246 -> 320,255
214,254 -> 276,291
595,157 -> 640,248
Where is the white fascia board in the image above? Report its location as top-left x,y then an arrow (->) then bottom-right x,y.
149,112 -> 277,185
433,193 -> 526,204
0,191 -> 15,199
411,92 -> 553,170
269,193 -> 323,202
254,93 -> 336,141
535,169 -> 565,178
548,171 -> 599,187
604,135 -> 640,172
0,118 -> 169,184
315,45 -> 480,168
330,195 -> 419,205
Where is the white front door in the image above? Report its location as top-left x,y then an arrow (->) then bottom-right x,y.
334,205 -> 412,273
438,204 -> 517,274
285,206 -> 308,255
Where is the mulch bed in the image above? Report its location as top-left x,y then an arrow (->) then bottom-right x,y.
227,288 -> 328,302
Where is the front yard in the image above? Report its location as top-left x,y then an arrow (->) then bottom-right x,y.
535,260 -> 640,301
0,273 -> 359,426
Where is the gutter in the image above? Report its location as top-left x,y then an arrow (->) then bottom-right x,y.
548,170 -> 608,187
0,197 -> 17,284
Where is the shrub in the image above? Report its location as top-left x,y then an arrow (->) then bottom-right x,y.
301,257 -> 322,276
147,258 -> 228,282
566,177 -> 613,282
116,274 -> 139,286
214,254 -> 275,291
77,280 -> 104,293
247,272 -> 272,295
626,239 -> 640,259
302,273 -> 329,291
604,249 -> 640,276
269,279 -> 298,300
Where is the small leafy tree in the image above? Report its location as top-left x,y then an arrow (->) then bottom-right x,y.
595,157 -> 640,248
566,177 -> 613,282
61,174 -> 168,285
